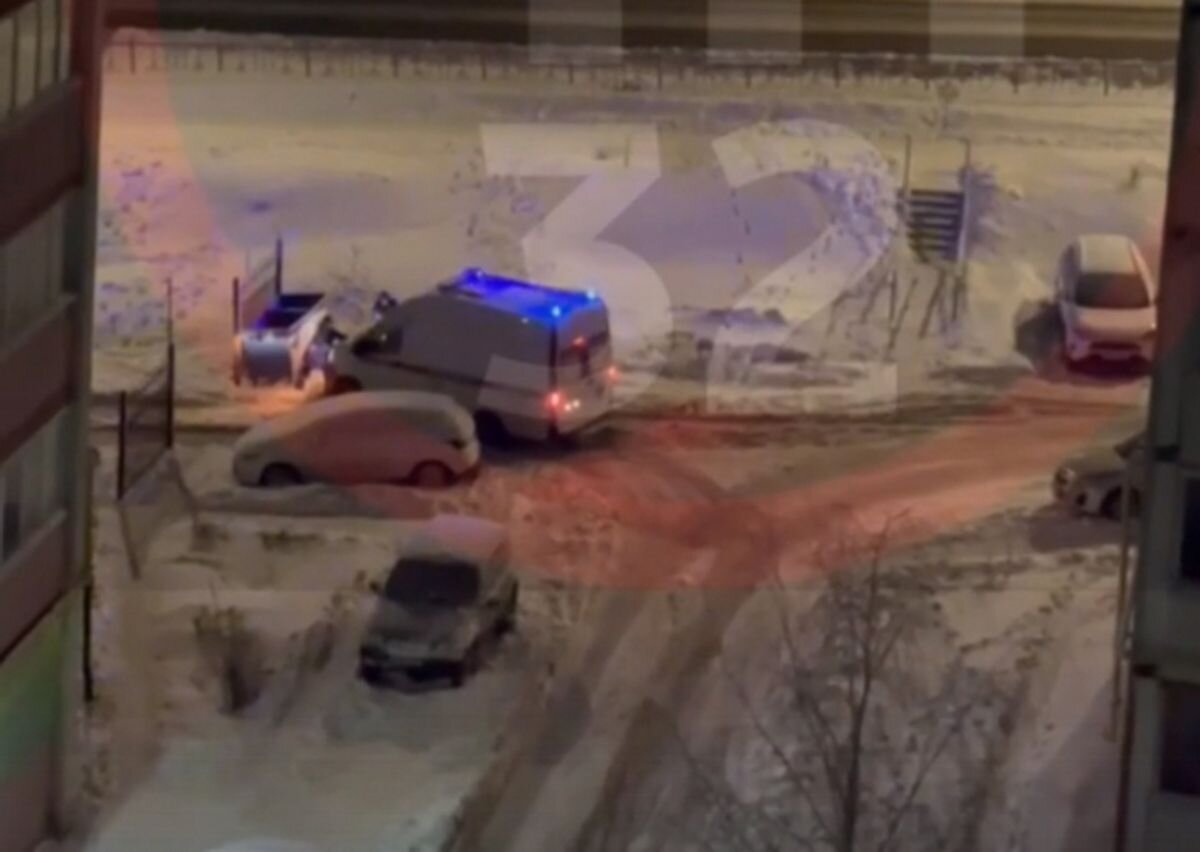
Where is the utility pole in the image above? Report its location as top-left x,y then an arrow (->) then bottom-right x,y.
1120,1 -> 1200,848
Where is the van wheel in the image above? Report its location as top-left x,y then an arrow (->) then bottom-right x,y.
329,376 -> 362,396
260,463 -> 304,488
412,461 -> 454,489
474,411 -> 510,447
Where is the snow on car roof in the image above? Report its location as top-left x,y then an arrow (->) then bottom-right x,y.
1077,234 -> 1139,275
253,390 -> 474,436
402,514 -> 508,564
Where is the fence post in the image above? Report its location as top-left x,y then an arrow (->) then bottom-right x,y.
166,343 -> 176,450
304,43 -> 311,77
83,580 -> 95,705
232,276 -> 240,333
1103,60 -> 1111,95
217,44 -> 224,73
165,276 -> 174,345
116,392 -> 127,500
274,235 -> 284,295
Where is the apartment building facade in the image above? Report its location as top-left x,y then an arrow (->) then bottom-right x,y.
0,0 -> 102,850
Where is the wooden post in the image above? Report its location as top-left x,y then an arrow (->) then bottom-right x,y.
274,236 -> 284,296
232,276 -> 240,333
83,580 -> 95,705
116,392 -> 128,500
165,276 -> 174,345
165,343 -> 176,450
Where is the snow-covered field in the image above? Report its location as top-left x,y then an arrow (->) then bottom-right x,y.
95,32 -> 1167,419
85,506 -> 546,852
84,34 -> 1159,852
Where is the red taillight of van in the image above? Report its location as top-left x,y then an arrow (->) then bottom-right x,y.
605,365 -> 619,383
546,391 -> 564,412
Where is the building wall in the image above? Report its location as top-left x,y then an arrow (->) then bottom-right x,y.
0,0 -> 100,850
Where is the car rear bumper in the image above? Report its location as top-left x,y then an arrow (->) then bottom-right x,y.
1065,335 -> 1152,363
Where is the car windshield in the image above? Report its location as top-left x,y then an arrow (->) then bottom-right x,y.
1074,272 -> 1150,309
382,557 -> 480,607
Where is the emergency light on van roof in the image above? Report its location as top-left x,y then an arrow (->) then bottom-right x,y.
444,268 -> 601,324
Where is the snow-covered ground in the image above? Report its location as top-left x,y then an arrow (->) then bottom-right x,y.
95,32 -> 1166,419
84,505 -> 544,852
84,35 -> 1158,852
83,405 -> 1140,850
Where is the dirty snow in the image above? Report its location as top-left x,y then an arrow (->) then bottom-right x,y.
84,32 -> 1162,852
95,32 -> 1167,420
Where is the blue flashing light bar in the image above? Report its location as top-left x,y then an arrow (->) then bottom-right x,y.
444,268 -> 601,325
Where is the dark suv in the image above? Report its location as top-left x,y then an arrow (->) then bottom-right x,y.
358,515 -> 518,688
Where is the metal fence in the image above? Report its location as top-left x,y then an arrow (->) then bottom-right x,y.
232,235 -> 284,334
102,31 -> 1177,95
115,341 -> 176,500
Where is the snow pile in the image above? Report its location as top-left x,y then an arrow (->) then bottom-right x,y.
85,513 -> 524,852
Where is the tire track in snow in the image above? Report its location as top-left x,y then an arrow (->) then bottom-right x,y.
445,445 -> 778,852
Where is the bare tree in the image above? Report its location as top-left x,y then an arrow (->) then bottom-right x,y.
640,515 -> 1008,852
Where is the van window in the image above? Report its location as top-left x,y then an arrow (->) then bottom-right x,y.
557,331 -> 610,379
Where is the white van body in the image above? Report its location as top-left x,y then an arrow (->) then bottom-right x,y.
327,269 -> 616,441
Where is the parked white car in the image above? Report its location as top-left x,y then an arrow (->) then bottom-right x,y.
1056,234 -> 1156,365
231,391 -> 480,488
326,268 -> 616,442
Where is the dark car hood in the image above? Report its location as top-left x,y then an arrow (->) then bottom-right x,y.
363,600 -> 469,655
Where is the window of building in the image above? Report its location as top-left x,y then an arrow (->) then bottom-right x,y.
3,452 -> 24,562
0,411 -> 65,563
0,17 -> 13,118
2,207 -> 49,341
12,2 -> 38,111
56,0 -> 67,81
1181,479 -> 1200,581
1162,680 -> 1200,795
37,0 -> 57,89
0,199 -> 66,346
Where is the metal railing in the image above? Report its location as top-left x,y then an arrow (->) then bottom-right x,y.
102,30 -> 1177,94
